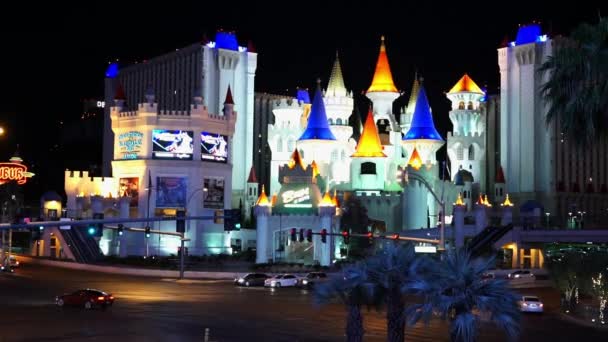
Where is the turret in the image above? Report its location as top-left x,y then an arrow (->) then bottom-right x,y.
366,36 -> 400,129
350,110 -> 387,190
402,86 -> 444,165
494,166 -> 506,203
244,165 -> 259,221
446,74 -> 486,192
400,75 -> 421,133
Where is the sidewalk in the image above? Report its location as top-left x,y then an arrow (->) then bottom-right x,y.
559,311 -> 608,330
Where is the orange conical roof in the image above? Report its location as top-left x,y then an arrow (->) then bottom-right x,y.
367,36 -> 398,93
352,110 -> 387,157
332,189 -> 339,207
320,191 -> 334,207
256,185 -> 271,206
311,160 -> 320,178
407,148 -> 423,170
288,149 -> 306,170
271,193 -> 278,206
448,74 -> 484,94
477,194 -> 485,205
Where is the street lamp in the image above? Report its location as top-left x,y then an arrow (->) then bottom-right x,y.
0,126 -> 4,136
545,212 -> 550,228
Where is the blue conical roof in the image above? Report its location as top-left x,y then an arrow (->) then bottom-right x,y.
298,86 -> 336,141
403,86 -> 443,141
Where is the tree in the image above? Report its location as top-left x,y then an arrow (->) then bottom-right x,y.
539,18 -> 608,146
314,262 -> 380,342
366,244 -> 426,342
546,251 -> 585,312
408,249 -> 520,342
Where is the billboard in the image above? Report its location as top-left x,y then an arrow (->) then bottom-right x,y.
200,131 -> 228,163
203,178 -> 225,209
152,129 -> 194,160
118,177 -> 139,207
156,177 -> 187,208
118,131 -> 143,159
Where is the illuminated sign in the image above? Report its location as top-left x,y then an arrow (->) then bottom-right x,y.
414,246 -> 437,254
118,131 -> 144,159
97,101 -> 105,108
0,163 -> 32,185
282,188 -> 311,208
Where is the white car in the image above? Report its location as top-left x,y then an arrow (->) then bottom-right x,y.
264,274 -> 299,288
508,269 -> 535,280
518,295 -> 544,313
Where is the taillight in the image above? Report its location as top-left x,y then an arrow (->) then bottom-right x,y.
97,296 -> 105,301
109,296 -> 114,299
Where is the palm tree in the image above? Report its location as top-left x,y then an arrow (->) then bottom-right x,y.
539,18 -> 608,146
408,249 -> 520,342
314,262 -> 380,342
366,243 -> 425,342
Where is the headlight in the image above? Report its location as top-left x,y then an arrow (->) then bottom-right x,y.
514,274 -> 520,278
237,279 -> 244,283
302,280 -> 308,285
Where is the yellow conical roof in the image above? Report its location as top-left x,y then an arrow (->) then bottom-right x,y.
407,148 -> 423,170
367,36 -> 398,93
326,51 -> 347,97
352,110 -> 387,157
483,194 -> 492,207
502,194 -> 514,207
454,192 -> 465,206
288,149 -> 306,170
320,191 -> 335,207
448,74 -> 484,94
256,185 -> 271,206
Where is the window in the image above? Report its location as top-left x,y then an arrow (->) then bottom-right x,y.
499,188 -> 503,196
287,137 -> 295,153
457,145 -> 464,160
468,145 -> 475,160
277,137 -> 283,152
458,101 -> 465,110
336,118 -> 343,125
331,149 -> 338,161
361,162 -> 376,175
328,118 -> 333,125
467,101 -> 474,110
341,150 -> 346,161
299,149 -> 304,159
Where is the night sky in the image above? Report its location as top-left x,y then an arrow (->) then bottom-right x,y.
2,2 -> 606,202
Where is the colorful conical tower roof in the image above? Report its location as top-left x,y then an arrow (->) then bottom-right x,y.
405,76 -> 421,116
298,84 -> 336,141
352,110 -> 386,157
311,160 -> 320,178
502,194 -> 514,207
454,193 -> 465,206
407,148 -> 423,170
367,36 -> 398,93
247,165 -> 257,183
326,51 -> 347,97
332,189 -> 340,207
320,191 -> 335,207
403,86 -> 443,141
496,166 -> 506,183
448,74 -> 484,95
288,149 -> 306,170
271,193 -> 278,206
256,185 -> 271,206
224,85 -> 234,104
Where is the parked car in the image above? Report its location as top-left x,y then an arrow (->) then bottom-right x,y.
507,269 -> 535,281
299,272 -> 329,288
518,295 -> 544,313
7,255 -> 19,268
0,265 -> 14,273
234,273 -> 269,287
55,289 -> 114,309
481,272 -> 496,280
264,274 -> 299,288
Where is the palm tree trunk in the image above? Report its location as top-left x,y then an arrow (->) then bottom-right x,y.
386,287 -> 405,342
346,304 -> 364,342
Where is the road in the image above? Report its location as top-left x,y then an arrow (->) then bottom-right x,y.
0,264 -> 605,342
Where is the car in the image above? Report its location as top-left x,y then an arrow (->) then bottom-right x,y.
507,269 -> 535,280
518,295 -> 544,313
264,274 -> 299,288
7,255 -> 19,268
55,289 -> 115,310
0,265 -> 14,273
299,272 -> 329,288
234,273 -> 269,287
481,272 -> 495,280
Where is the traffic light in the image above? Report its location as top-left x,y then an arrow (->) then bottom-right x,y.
367,231 -> 374,243
306,229 -> 313,243
117,224 -> 124,236
320,229 -> 327,243
87,225 -> 96,236
92,213 -> 104,237
390,233 -> 400,241
32,226 -> 44,240
176,209 -> 186,233
290,228 -> 297,242
342,230 -> 350,245
299,228 -> 304,242
145,226 -> 151,238
223,209 -> 242,231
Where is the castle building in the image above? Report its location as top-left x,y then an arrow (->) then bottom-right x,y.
103,31 -> 257,209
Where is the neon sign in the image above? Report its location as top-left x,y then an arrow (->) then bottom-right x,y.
0,163 -> 31,185
282,188 -> 311,208
118,131 -> 144,159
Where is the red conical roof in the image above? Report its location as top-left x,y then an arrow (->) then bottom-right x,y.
247,165 -> 257,183
496,166 -> 505,183
114,83 -> 126,100
224,85 -> 234,104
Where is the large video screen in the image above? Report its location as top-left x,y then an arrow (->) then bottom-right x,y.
156,177 -> 187,208
200,131 -> 228,163
203,177 -> 225,209
152,129 -> 194,160
118,177 -> 139,207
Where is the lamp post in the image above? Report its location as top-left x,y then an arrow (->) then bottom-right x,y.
545,212 -> 550,228
568,212 -> 572,229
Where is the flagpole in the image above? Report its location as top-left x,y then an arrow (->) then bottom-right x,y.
146,170 -> 152,257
